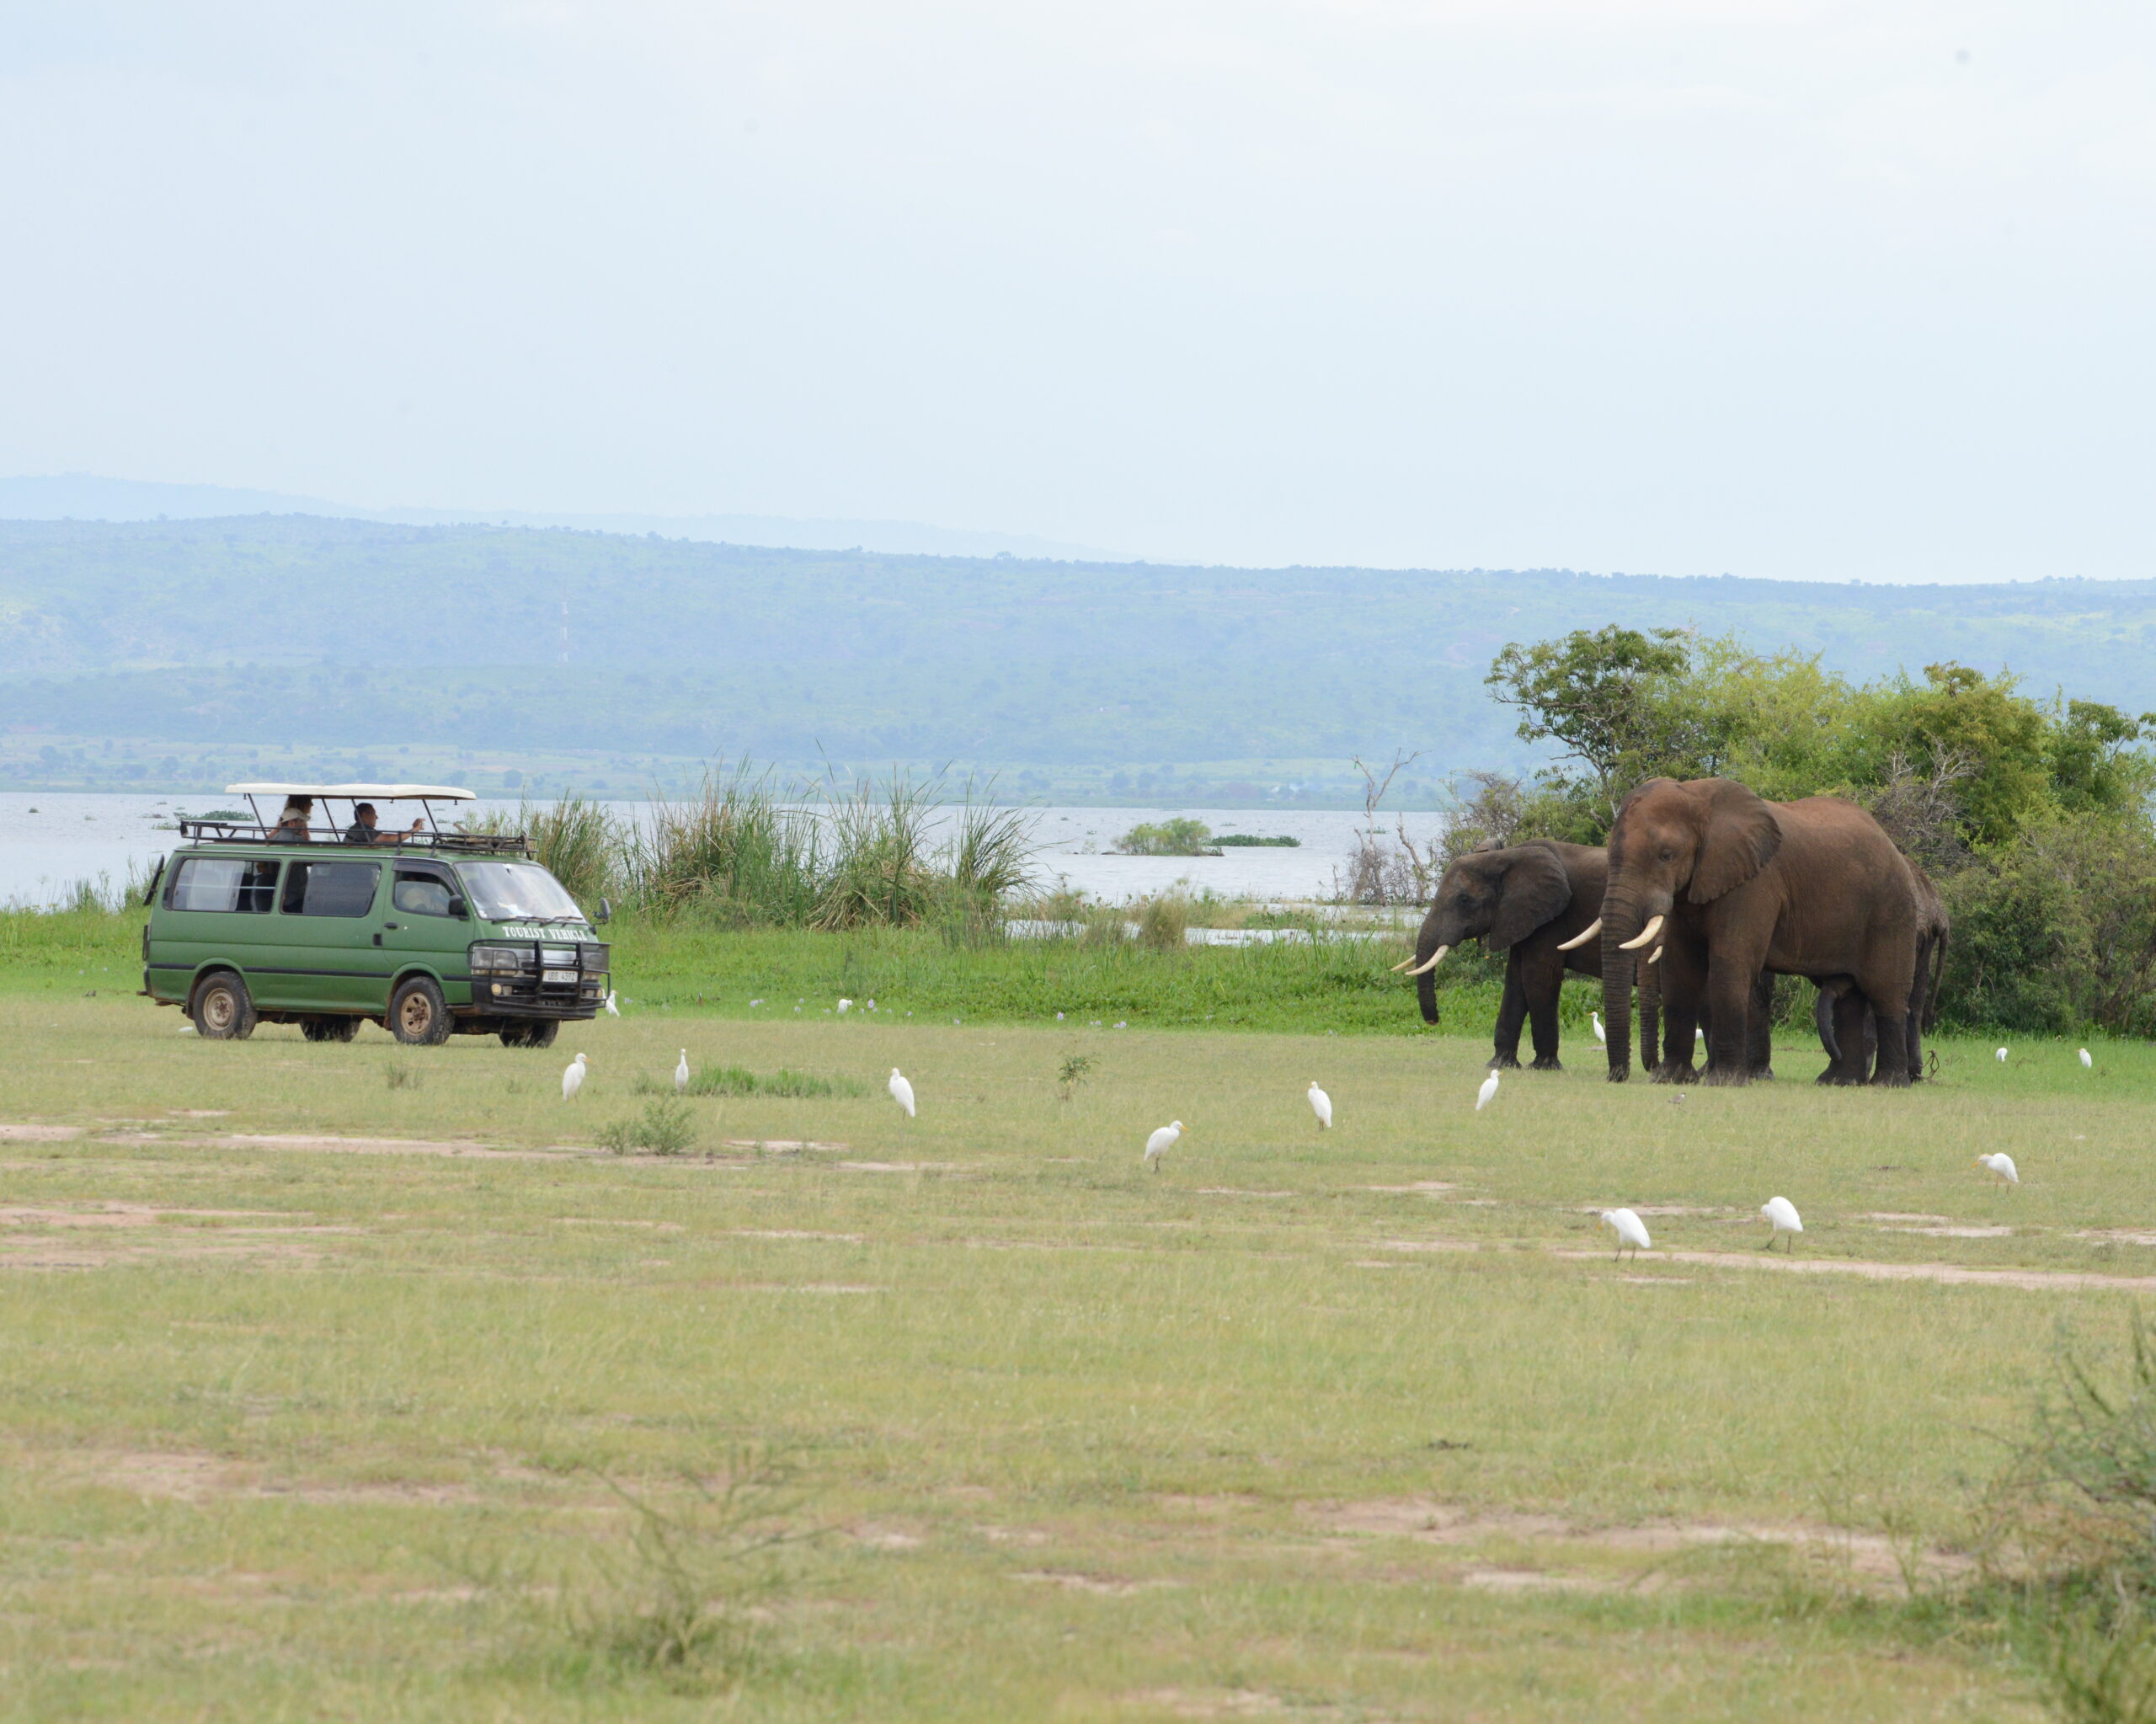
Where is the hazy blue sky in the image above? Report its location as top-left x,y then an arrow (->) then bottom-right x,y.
2,2 -> 2150,580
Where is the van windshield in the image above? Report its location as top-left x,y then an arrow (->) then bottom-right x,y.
456,862 -> 585,923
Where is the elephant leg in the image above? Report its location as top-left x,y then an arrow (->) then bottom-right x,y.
1903,937 -> 1929,1081
1867,1004 -> 1912,1088
1701,958 -> 1758,1086
1825,993 -> 1870,1086
1525,969 -> 1563,1071
1747,971 -> 1776,1080
1490,958 -> 1527,1070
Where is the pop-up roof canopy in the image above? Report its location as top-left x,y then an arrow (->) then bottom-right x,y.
224,783 -> 477,801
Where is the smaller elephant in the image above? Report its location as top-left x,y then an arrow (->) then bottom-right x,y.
1401,841 -> 1648,1070
1812,860 -> 1950,1082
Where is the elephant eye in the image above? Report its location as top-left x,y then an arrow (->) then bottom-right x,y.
1660,846 -> 1674,861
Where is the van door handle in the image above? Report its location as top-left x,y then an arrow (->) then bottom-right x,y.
383,921 -> 399,930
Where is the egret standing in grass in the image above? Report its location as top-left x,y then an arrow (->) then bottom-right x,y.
1592,1011 -> 1606,1046
604,990 -> 620,1017
1599,1208 -> 1652,1262
675,1049 -> 691,1094
1476,1070 -> 1500,1112
1760,1196 -> 1803,1251
561,1053 -> 588,1101
1307,1082 -> 1332,1129
1144,1121 -> 1183,1172
1977,1151 -> 2019,1186
1996,1046 -> 2009,1062
2080,1047 -> 2094,1069
888,1068 -> 915,1119
838,998 -> 852,1015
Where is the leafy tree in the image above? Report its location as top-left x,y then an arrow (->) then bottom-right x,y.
1485,627 -> 1695,817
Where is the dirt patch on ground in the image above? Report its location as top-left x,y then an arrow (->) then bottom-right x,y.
732,1229 -> 865,1242
1126,1690 -> 1310,1719
1860,1212 -> 1954,1224
1313,1498 -> 1970,1588
1881,1225 -> 2015,1238
1015,1569 -> 1178,1596
50,1449 -> 483,1506
0,1204 -> 290,1228
558,1217 -> 686,1231
1371,1239 -> 1478,1254
0,1124 -> 83,1141
2080,1230 -> 2156,1247
723,1140 -> 851,1156
1363,1182 -> 1458,1196
1613,1249 -> 2156,1292
1196,1188 -> 1295,1198
98,1131 -> 581,1161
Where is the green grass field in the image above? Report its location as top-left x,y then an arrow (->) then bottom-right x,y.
3,942 -> 2153,1718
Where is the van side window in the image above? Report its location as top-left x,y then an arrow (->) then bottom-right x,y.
392,867 -> 458,917
280,862 -> 382,918
167,857 -> 280,913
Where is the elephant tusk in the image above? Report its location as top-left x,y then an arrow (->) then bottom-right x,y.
1554,917 -> 1602,952
1403,945 -> 1449,977
1648,945 -> 1662,965
1390,955 -> 1416,972
1617,914 -> 1665,952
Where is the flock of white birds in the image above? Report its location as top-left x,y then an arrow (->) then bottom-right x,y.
561,999 -> 2073,1256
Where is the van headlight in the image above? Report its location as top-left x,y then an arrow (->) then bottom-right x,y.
470,944 -> 532,973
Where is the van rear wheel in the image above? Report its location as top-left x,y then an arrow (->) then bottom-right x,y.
191,972 -> 257,1041
389,977 -> 454,1046
499,1019 -> 559,1049
301,1016 -> 360,1043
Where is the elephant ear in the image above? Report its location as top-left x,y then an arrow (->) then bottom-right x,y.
1689,780 -> 1783,904
1486,843 -> 1573,951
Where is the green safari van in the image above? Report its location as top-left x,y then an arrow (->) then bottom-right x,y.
141,784 -> 610,1048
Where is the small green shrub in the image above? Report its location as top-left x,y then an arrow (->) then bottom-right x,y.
383,1064 -> 423,1092
1136,894 -> 1190,953
598,1097 -> 697,1156
1114,818 -> 1213,857
1056,1051 -> 1095,1101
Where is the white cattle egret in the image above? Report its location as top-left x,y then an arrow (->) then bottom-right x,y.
837,998 -> 852,1014
1996,1047 -> 2009,1062
1144,1121 -> 1183,1171
675,1049 -> 691,1094
603,990 -> 620,1017
1307,1082 -> 1332,1129
1977,1151 -> 2019,1186
561,1053 -> 588,1101
888,1068 -> 916,1118
1476,1071 -> 1500,1112
1592,1011 -> 1607,1045
2079,1048 -> 2094,1069
1761,1196 -> 1803,1250
1599,1208 -> 1652,1260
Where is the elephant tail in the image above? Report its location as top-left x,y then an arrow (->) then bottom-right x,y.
1813,985 -> 1840,1062
1922,927 -> 1947,1033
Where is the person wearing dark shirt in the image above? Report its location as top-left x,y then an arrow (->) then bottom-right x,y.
343,802 -> 423,846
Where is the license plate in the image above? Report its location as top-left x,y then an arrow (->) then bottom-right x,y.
543,969 -> 578,984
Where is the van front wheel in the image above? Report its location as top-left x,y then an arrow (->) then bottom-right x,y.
389,977 -> 454,1046
191,972 -> 257,1041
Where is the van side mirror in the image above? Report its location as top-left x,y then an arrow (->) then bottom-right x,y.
448,895 -> 468,920
595,897 -> 612,925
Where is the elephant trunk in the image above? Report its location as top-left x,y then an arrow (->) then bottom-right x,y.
1600,892 -> 1668,1083
1409,926 -> 1454,1025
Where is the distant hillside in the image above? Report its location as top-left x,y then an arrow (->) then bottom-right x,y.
0,477 -> 1121,563
2,515 -> 2153,800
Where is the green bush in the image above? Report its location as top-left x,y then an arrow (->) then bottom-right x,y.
597,1097 -> 698,1156
1114,818 -> 1214,857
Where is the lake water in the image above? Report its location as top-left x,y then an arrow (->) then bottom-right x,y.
0,793 -> 1449,909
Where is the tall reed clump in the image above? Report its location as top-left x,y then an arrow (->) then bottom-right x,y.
620,762 -> 1038,933
460,796 -> 622,906
628,765 -> 823,926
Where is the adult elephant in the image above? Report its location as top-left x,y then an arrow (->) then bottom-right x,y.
1596,778 -> 1920,1086
1813,860 -> 1949,1082
1399,841 -> 1655,1070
